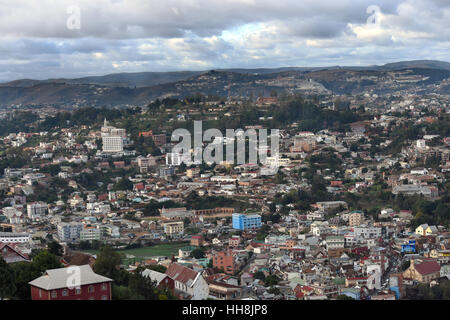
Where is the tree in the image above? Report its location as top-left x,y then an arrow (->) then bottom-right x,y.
401,260 -> 410,271
254,271 -> 265,281
47,241 -> 63,256
10,262 -> 37,300
0,258 -> 16,300
264,275 -> 280,287
147,264 -> 167,273
113,178 -> 133,191
93,245 -> 123,282
32,250 -> 63,274
8,250 -> 61,300
190,248 -> 205,259
268,286 -> 280,295
128,272 -> 158,300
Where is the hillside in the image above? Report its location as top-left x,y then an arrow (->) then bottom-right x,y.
0,60 -> 449,108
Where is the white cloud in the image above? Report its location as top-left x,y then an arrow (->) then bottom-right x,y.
0,0 -> 448,81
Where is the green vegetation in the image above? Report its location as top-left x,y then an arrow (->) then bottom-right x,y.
8,250 -> 63,300
405,281 -> 450,300
0,257 -> 16,300
93,245 -> 176,300
0,111 -> 40,136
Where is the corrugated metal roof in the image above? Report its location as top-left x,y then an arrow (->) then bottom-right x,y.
29,265 -> 112,290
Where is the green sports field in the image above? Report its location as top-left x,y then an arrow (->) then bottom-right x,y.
83,242 -> 189,264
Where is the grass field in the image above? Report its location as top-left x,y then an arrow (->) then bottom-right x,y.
83,242 -> 189,265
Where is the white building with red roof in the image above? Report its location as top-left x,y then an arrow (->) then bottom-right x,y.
165,263 -> 209,300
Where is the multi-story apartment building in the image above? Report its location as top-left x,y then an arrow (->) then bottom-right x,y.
353,226 -> 382,239
0,232 -> 31,244
80,226 -> 102,241
102,136 -> 124,153
232,213 -> 261,230
213,250 -> 236,275
326,236 -> 345,250
103,225 -> 120,238
163,221 -> 184,236
349,211 -> 364,226
27,202 -> 48,219
57,222 -> 83,242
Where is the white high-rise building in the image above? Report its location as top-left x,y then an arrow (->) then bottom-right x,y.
101,118 -> 126,153
102,136 -> 124,153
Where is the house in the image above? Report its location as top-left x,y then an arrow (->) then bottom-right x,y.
178,246 -> 195,259
229,235 -> 241,247
415,224 -> 438,236
206,274 -> 242,300
0,242 -> 30,263
190,235 -> 204,247
165,263 -> 209,300
142,269 -> 175,292
403,259 -> 441,283
29,265 -> 112,300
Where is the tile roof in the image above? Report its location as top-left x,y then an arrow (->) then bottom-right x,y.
165,263 -> 199,287
414,260 -> 441,275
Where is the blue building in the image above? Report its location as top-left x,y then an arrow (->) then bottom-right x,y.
401,240 -> 416,253
232,213 -> 262,230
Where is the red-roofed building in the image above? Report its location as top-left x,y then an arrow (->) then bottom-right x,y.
29,265 -> 112,300
133,182 -> 145,192
403,259 -> 441,283
293,285 -> 306,300
97,193 -> 108,202
190,235 -> 204,247
0,242 -> 30,263
165,263 -> 209,300
330,181 -> 343,187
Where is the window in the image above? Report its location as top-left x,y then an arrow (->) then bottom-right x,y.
101,283 -> 107,291
51,290 -> 57,298
39,289 -> 42,298
88,285 -> 95,293
62,289 -> 68,297
76,287 -> 81,295
101,295 -> 107,300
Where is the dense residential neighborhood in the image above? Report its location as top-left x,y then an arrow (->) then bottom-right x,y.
0,86 -> 449,301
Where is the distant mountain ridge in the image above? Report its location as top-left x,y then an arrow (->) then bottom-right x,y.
1,60 -> 449,88
0,60 -> 449,108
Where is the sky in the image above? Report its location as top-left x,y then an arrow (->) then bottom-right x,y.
0,0 -> 449,82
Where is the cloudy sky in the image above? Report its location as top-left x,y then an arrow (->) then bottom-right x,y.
0,0 -> 449,81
